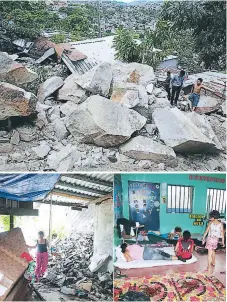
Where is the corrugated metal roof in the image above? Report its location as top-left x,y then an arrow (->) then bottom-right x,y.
45,173 -> 113,207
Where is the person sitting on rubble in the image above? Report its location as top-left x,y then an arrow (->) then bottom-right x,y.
121,243 -> 187,262
27,231 -> 49,282
188,78 -> 207,111
116,218 -> 136,239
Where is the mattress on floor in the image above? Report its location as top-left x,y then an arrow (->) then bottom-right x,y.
114,246 -> 197,269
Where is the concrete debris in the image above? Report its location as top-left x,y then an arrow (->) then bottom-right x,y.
58,74 -> 88,104
221,101 -> 226,117
10,130 -> 20,145
153,107 -> 219,153
32,141 -> 51,158
150,97 -> 171,113
37,76 -> 64,103
38,233 -> 112,301
74,62 -> 112,97
189,94 -> 220,114
0,82 -> 37,120
65,95 -> 146,147
17,126 -> 37,142
120,135 -> 177,165
47,144 -> 83,171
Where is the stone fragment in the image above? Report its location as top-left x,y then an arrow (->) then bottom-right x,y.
120,135 -> 176,165
0,143 -> 13,153
17,126 -> 37,142
0,82 -> 37,120
74,62 -> 112,97
65,95 -> 146,147
32,141 -> 51,158
37,76 -> 64,103
153,87 -> 168,98
58,74 -> 87,104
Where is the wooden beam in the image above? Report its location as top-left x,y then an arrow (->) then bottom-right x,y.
38,200 -> 86,207
52,188 -> 96,200
0,208 -> 39,216
57,180 -> 109,196
63,174 -> 113,188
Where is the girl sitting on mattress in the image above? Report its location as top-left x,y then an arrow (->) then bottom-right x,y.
175,230 -> 194,260
121,243 -> 187,262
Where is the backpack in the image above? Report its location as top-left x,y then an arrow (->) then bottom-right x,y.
177,238 -> 193,259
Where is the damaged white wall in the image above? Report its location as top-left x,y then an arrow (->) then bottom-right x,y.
91,198 -> 113,273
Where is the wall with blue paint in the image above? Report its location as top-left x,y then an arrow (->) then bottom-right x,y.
119,173 -> 226,235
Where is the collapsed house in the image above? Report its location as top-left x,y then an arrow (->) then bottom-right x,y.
0,173 -> 113,301
0,36 -> 226,172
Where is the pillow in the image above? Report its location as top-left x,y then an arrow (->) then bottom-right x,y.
115,246 -> 126,262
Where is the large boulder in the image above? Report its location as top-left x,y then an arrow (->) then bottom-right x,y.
73,62 -> 112,97
0,82 -> 37,120
153,87 -> 167,98
0,52 -> 38,86
65,95 -> 146,147
57,74 -> 87,104
153,107 -> 218,153
37,76 -> 64,103
110,83 -> 148,111
120,135 -> 177,165
186,112 -> 223,151
112,62 -> 155,87
110,83 -> 140,108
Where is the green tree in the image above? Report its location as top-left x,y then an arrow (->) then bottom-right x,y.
51,33 -> 66,43
160,0 -> 226,70
113,29 -> 140,63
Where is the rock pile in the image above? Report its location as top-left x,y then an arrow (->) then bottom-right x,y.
36,233 -> 113,301
0,50 -> 226,172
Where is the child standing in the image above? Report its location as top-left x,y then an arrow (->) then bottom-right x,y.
202,210 -> 225,273
27,231 -> 49,281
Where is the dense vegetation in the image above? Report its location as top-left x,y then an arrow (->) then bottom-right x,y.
114,0 -> 226,71
0,0 -> 97,41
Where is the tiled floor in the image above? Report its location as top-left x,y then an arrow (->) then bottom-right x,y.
119,250 -> 226,285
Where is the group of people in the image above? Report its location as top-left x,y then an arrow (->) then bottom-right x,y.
119,210 -> 225,274
27,232 -> 59,282
164,69 -> 206,111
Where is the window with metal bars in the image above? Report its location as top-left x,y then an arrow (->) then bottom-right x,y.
206,188 -> 226,214
167,185 -> 194,213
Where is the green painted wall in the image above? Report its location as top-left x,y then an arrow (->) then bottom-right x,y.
119,173 -> 226,236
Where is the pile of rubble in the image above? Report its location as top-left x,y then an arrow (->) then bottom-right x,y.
0,47 -> 226,172
35,233 -> 113,301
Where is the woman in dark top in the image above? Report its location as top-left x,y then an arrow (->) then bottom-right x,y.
27,231 -> 49,281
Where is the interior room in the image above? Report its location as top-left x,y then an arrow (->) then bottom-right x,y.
114,173 -> 226,301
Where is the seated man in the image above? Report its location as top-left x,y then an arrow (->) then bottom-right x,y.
175,230 -> 194,260
121,243 -> 187,262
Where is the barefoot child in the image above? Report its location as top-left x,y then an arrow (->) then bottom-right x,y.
27,231 -> 49,281
202,210 -> 225,272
